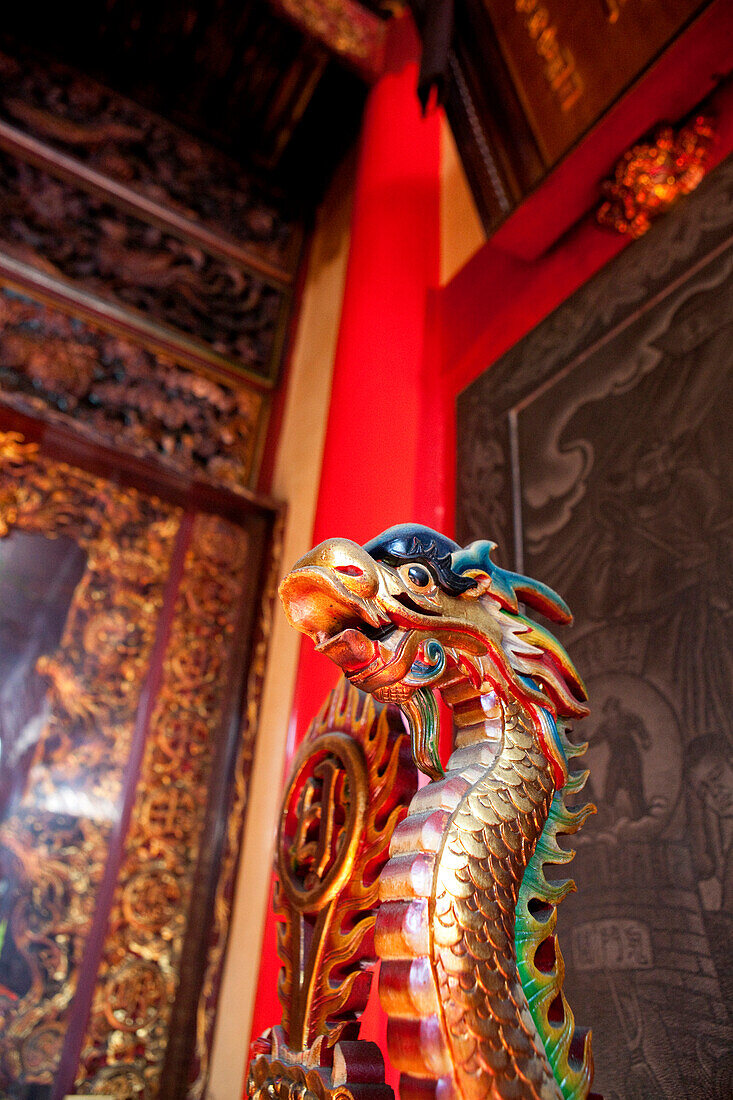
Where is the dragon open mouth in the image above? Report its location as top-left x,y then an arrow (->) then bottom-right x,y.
278,547 -> 446,693
353,620 -> 399,643
315,615 -> 410,681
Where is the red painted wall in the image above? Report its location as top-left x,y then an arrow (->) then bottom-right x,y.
248,17 -> 442,1079
247,2 -> 733,1093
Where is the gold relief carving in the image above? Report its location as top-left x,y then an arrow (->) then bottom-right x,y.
85,1064 -> 147,1097
280,734 -> 368,911
597,116 -> 716,238
243,677 -> 410,1100
274,680 -> 414,1054
188,511 -> 284,1099
0,431 -> 180,1090
121,868 -> 183,933
76,512 -> 253,1098
103,960 -> 170,1032
20,1025 -> 65,1079
247,1046 -> 391,1100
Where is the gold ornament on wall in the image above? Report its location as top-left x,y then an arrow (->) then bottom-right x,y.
597,116 -> 716,238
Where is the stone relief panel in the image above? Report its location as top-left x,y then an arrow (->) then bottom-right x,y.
457,157 -> 733,1099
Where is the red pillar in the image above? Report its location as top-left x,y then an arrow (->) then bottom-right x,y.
246,14 -> 441,1092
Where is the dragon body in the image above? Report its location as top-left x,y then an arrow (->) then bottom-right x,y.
279,526 -> 596,1100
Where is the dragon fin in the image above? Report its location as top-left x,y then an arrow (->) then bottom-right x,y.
515,719 -> 596,1100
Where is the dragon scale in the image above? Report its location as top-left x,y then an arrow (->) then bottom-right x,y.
279,526 -> 596,1100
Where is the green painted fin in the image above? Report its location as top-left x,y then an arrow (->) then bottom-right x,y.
515,717 -> 595,1100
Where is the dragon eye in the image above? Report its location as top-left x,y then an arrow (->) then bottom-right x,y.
407,565 -> 431,588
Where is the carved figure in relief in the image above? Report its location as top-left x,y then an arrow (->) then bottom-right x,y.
591,696 -> 650,821
279,525 -> 597,1100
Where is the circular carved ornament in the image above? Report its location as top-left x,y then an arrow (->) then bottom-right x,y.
121,867 -> 182,932
21,1023 -> 64,1079
193,514 -> 249,568
83,609 -> 130,663
277,731 -> 367,912
87,1063 -> 147,1096
103,959 -> 167,1032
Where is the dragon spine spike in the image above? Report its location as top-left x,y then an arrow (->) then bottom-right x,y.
278,525 -> 597,1100
451,540 -> 573,624
516,780 -> 596,1100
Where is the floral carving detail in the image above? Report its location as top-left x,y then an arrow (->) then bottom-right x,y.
597,116 -> 716,239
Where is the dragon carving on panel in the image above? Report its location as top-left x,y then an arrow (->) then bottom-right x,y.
264,524 -> 598,1100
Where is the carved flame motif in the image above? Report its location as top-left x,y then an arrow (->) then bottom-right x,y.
247,679 -> 416,1100
275,679 -> 415,1053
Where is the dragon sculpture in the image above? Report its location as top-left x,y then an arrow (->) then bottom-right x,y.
278,524 -> 597,1100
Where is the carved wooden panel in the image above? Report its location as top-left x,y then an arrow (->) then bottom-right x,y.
0,150 -> 286,381
75,514 -> 250,1097
0,285 -> 265,494
457,157 -> 733,1097
0,0 -> 369,203
0,426 -> 279,1099
0,434 -> 180,1092
0,43 -> 300,277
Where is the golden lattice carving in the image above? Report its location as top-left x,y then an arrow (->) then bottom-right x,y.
75,513 -> 252,1097
0,432 -> 180,1090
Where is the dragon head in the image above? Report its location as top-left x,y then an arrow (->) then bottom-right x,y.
279,524 -> 588,782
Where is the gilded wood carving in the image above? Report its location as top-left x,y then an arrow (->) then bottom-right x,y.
278,525 -> 598,1100
0,431 -> 179,1091
248,679 -> 417,1100
0,429 -> 277,1097
75,515 -> 252,1098
596,116 -> 715,238
189,510 -> 285,1100
0,286 -> 264,492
